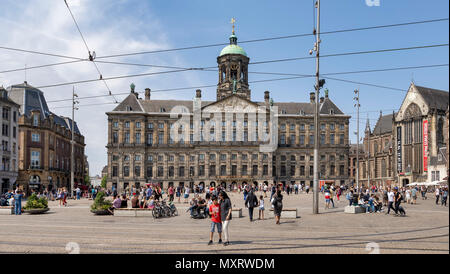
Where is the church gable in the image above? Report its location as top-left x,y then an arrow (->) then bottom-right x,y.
395,84 -> 428,121
202,94 -> 260,113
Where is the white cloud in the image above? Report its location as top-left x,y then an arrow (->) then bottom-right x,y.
0,0 -> 207,176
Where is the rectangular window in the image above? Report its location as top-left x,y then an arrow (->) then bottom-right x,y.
135,133 -> 141,144
290,165 -> 296,176
157,166 -> 164,177
231,165 -> 237,176
123,166 -> 130,177
147,166 -> 153,178
263,165 -> 268,175
135,155 -> 141,161
199,165 -> 205,176
209,165 -> 216,176
220,165 -> 226,176
158,133 -> 164,144
125,121 -> 130,128
125,132 -> 130,144
158,123 -> 164,129
309,135 -> 314,145
113,132 -> 118,143
135,166 -> 141,177
148,123 -> 154,129
250,165 -> 257,176
112,166 -> 118,177
242,165 -> 248,175
32,133 -> 40,142
31,151 -> 40,168
299,135 -> 305,145
179,166 -> 185,177
340,134 -> 345,145
136,122 -> 141,128
300,166 -> 305,176
169,166 -> 174,177
330,123 -> 335,130
320,134 -> 325,145
330,134 -> 335,145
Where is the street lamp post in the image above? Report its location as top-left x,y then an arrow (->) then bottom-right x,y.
312,0 -> 322,214
71,86 -> 79,198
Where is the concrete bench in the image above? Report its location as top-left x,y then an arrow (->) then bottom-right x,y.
114,208 -> 153,217
0,206 -> 13,215
269,208 -> 298,219
231,208 -> 242,218
344,205 -> 366,214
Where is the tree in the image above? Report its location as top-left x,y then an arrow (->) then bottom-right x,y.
101,175 -> 107,188
84,175 -> 91,186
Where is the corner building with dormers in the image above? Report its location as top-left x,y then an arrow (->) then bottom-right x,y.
105,31 -> 351,192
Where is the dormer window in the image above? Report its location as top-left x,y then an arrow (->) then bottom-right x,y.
329,109 -> 335,115
160,108 -> 166,113
33,114 -> 39,127
126,106 -> 132,111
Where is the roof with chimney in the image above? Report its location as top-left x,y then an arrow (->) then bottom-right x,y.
6,82 -> 82,135
110,90 -> 347,116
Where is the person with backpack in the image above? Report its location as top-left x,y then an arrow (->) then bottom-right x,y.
272,190 -> 283,225
394,187 -> 405,216
245,188 -> 258,222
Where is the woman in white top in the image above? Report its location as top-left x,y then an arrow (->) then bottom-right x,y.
258,195 -> 265,220
405,188 -> 411,204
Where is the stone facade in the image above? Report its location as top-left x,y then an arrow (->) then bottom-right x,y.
105,31 -> 350,192
0,87 -> 20,194
358,113 -> 395,188
393,83 -> 449,186
7,82 -> 86,195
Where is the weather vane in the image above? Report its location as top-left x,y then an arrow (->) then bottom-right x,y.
231,17 -> 236,34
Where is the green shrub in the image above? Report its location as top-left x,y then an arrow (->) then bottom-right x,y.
24,194 -> 48,209
90,191 -> 112,211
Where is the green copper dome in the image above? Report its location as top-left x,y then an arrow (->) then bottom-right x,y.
219,34 -> 247,57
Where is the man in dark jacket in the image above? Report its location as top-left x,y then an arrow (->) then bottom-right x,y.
245,188 -> 258,222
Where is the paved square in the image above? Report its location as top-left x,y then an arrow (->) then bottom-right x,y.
0,191 -> 448,254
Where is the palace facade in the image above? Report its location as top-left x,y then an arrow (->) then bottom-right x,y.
105,31 -> 351,191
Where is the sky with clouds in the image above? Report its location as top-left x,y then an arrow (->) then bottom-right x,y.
0,0 -> 448,176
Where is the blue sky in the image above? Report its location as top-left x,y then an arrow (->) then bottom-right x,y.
0,0 -> 448,176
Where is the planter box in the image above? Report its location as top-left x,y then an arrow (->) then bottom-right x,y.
0,206 -> 13,215
269,208 -> 298,219
114,208 -> 153,217
231,208 -> 242,218
344,206 -> 366,214
24,208 -> 49,214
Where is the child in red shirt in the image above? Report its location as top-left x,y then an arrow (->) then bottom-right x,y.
208,195 -> 222,245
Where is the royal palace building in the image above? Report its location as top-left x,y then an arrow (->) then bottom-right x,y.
105,31 -> 351,192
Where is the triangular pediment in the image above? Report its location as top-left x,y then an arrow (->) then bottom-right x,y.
202,94 -> 262,113
395,83 -> 428,121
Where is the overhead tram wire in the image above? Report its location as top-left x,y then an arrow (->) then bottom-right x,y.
93,18 -> 449,59
40,62 -> 448,90
2,43 -> 448,76
63,0 -> 118,103
1,17 -> 447,66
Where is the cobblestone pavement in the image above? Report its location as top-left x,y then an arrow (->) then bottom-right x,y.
0,191 -> 448,254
